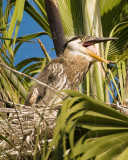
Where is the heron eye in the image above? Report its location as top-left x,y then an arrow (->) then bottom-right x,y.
81,38 -> 85,41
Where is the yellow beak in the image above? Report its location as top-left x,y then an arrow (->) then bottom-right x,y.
83,36 -> 118,64
87,49 -> 109,64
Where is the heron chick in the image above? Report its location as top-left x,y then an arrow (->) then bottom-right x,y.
25,36 -> 117,106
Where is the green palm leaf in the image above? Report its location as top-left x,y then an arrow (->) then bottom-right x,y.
47,90 -> 128,160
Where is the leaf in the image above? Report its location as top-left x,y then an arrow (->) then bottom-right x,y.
116,147 -> 128,160
15,57 -> 44,71
49,90 -> 128,159
80,132 -> 128,160
0,134 -> 18,151
24,1 -> 51,35
100,0 -> 127,37
58,0 -> 84,37
34,0 -> 48,20
15,31 -> 49,42
12,0 -> 25,48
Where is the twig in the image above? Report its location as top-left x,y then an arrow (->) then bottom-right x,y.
0,98 -> 61,113
13,103 -> 24,136
0,114 -> 17,136
0,62 -> 57,94
37,38 -> 51,62
0,98 -> 30,108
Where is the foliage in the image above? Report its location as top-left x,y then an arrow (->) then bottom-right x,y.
0,0 -> 128,159
0,0 -> 50,102
44,90 -> 128,160
1,0 -> 128,103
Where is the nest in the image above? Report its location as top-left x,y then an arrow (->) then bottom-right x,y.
0,98 -> 128,159
0,103 -> 59,159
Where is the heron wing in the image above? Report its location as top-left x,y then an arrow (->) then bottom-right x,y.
25,57 -> 67,105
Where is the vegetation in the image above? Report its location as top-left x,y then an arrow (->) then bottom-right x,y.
0,0 -> 128,159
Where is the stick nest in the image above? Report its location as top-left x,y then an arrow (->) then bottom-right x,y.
0,104 -> 59,159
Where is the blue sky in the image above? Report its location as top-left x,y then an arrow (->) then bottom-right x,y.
3,0 -> 55,65
14,11 -> 55,65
